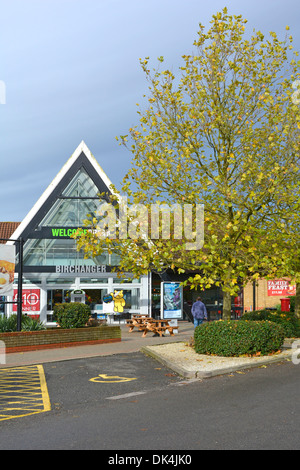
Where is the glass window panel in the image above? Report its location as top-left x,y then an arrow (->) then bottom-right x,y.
23,278 -> 42,284
110,252 -> 121,265
46,278 -> 75,285
35,169 -> 104,227
93,252 -> 109,265
14,278 -> 42,285
62,169 -> 100,198
111,289 -> 140,310
24,238 -> 78,266
39,198 -> 101,227
47,289 -> 72,310
84,289 -> 108,307
23,238 -> 110,267
113,277 -> 140,283
121,289 -> 140,310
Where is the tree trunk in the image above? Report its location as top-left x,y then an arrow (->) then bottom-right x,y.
295,282 -> 300,319
222,290 -> 232,321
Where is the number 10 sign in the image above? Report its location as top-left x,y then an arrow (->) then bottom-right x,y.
13,289 -> 40,312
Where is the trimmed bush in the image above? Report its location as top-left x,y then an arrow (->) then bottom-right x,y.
194,320 -> 285,357
53,302 -> 91,329
241,309 -> 300,338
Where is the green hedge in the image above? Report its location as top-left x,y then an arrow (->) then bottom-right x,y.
241,309 -> 300,338
53,302 -> 91,329
194,320 -> 285,357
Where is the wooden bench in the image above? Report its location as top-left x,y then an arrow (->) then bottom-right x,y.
126,317 -> 179,337
142,320 -> 179,337
142,324 -> 167,337
126,319 -> 135,332
126,317 -> 150,333
165,326 -> 178,335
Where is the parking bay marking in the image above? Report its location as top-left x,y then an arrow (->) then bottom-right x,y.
89,374 -> 138,383
89,373 -> 201,400
0,365 -> 51,421
106,391 -> 148,400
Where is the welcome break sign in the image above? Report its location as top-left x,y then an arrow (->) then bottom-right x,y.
267,280 -> 296,296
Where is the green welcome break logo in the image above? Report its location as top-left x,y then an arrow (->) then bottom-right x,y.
51,228 -> 88,237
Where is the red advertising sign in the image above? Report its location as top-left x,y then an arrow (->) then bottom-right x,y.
13,289 -> 40,312
267,280 -> 290,296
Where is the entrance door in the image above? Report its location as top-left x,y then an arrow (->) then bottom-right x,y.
47,288 -> 74,322
84,289 -> 109,319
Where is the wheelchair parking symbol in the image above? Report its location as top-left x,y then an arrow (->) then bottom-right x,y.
89,374 -> 137,383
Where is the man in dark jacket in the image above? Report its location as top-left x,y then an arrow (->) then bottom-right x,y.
191,297 -> 208,328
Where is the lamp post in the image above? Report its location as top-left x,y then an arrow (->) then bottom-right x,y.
16,237 -> 23,331
253,280 -> 256,312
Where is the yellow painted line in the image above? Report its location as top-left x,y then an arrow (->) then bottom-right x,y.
37,365 -> 51,412
0,365 -> 51,421
90,374 -> 137,383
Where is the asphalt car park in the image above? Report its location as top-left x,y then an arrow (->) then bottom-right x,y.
43,352 -> 183,410
0,354 -> 300,450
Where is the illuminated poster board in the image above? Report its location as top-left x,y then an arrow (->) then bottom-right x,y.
161,282 -> 183,319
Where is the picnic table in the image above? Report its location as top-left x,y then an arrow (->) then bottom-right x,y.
126,315 -> 149,333
126,315 -> 178,337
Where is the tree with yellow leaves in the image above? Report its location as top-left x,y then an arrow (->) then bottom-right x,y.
75,9 -> 300,320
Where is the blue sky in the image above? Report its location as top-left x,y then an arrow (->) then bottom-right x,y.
1,0 -> 300,222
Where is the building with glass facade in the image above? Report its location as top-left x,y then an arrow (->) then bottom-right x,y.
3,141 -> 287,324
5,142 -> 150,325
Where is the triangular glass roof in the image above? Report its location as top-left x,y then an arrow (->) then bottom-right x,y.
39,168 -> 102,227
62,168 -> 100,198
10,142 -> 119,270
10,141 -> 115,243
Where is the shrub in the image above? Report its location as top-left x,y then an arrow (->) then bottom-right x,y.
53,302 -> 91,329
21,316 -> 46,331
0,314 -> 46,332
0,315 -> 17,332
194,320 -> 285,357
241,309 -> 300,338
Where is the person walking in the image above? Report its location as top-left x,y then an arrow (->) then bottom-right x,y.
191,297 -> 208,328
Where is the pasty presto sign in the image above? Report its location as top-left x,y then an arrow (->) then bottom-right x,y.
0,245 -> 15,296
